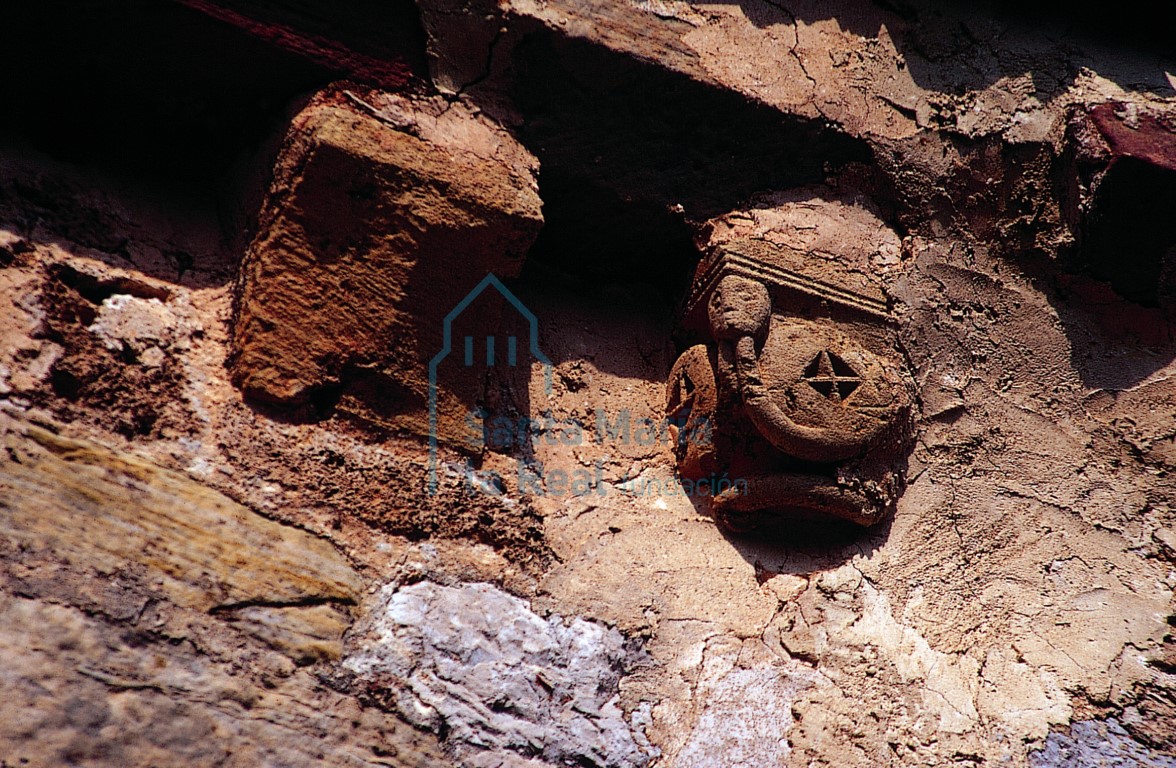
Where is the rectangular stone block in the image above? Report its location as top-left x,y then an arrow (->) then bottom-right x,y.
231,88 -> 543,448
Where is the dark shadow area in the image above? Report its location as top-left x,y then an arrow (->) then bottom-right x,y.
0,0 -> 428,288
0,143 -> 245,288
166,0 -> 430,89
684,487 -> 893,574
479,266 -> 678,456
1081,158 -> 1176,309
982,0 -> 1176,64
1032,105 -> 1176,389
522,174 -> 700,305
519,264 -> 677,376
1,1 -> 333,199
239,383 -> 347,427
502,28 -> 873,295
1040,270 -> 1176,391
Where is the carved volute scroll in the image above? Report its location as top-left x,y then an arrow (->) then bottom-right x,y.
668,196 -> 915,531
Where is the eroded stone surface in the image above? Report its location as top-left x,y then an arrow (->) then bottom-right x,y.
1030,719 -> 1176,768
0,594 -> 449,768
671,639 -> 820,767
231,87 -> 543,445
668,193 -> 915,530
0,412 -> 451,766
0,413 -> 363,616
344,581 -> 652,768
506,243 -> 1174,765
0,2 -> 1172,766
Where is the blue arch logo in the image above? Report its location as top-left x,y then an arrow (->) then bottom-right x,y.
428,273 -> 552,494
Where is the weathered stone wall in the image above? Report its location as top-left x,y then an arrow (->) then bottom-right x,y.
0,1 -> 1173,766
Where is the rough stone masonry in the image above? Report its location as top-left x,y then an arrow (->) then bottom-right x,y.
0,1 -> 1173,766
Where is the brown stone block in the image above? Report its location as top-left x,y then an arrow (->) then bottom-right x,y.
0,413 -> 363,616
231,89 -> 543,447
